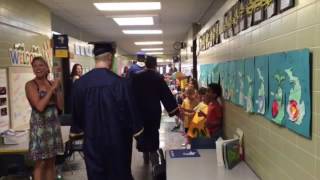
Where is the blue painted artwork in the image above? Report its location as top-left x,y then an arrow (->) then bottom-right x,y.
267,52 -> 286,125
212,64 -> 220,83
244,58 -> 255,113
219,62 -> 228,100
199,64 -> 209,87
284,49 -> 311,138
235,60 -> 245,107
254,55 -> 268,115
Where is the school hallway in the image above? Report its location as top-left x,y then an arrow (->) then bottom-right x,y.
59,114 -> 184,180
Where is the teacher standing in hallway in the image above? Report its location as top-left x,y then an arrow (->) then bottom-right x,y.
25,56 -> 64,180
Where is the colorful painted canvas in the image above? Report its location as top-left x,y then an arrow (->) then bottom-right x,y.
235,60 -> 245,106
267,52 -> 286,125
244,58 -> 255,113
284,49 -> 311,138
254,55 -> 268,115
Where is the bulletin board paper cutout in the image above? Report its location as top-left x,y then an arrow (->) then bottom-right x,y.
254,55 -> 268,115
284,49 -> 311,138
244,58 -> 255,113
8,67 -> 34,130
235,60 -> 245,106
267,52 -> 286,125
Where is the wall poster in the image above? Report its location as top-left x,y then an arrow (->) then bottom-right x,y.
267,52 -> 286,125
235,60 -> 245,107
8,67 -> 34,129
0,68 -> 9,133
244,58 -> 255,113
284,49 -> 311,138
254,55 -> 269,115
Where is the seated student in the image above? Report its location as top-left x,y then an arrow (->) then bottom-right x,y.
205,83 -> 223,138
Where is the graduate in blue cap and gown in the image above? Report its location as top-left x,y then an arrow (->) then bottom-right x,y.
132,56 -> 179,162
71,42 -> 143,180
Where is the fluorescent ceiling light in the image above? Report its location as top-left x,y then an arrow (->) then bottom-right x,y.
141,48 -> 164,51
52,31 -> 61,35
113,17 -> 154,26
123,30 -> 162,35
94,2 -> 161,11
146,52 -> 164,55
135,41 -> 163,45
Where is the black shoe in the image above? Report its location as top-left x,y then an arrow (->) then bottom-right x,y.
171,125 -> 180,131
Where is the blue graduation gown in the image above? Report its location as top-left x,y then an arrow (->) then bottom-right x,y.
72,68 -> 143,180
132,69 -> 179,152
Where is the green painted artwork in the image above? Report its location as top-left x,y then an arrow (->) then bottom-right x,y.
267,52 -> 286,125
285,68 -> 305,125
244,58 -> 254,113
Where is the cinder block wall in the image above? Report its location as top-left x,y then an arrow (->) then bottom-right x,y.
0,0 -> 51,67
198,0 -> 320,179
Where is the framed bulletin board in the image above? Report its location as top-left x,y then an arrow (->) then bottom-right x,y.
8,66 -> 34,130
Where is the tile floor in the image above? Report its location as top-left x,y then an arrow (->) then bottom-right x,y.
61,115 -> 185,180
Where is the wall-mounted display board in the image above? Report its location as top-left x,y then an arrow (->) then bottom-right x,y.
0,69 -> 10,133
199,20 -> 221,52
246,0 -> 254,28
196,0 -> 293,52
252,0 -> 265,25
232,2 -> 241,36
8,66 -> 34,130
265,0 -> 278,19
279,0 -> 295,12
199,48 -> 311,138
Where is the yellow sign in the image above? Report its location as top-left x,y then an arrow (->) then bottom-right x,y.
55,49 -> 68,58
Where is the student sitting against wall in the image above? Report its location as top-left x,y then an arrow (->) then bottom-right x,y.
204,83 -> 223,138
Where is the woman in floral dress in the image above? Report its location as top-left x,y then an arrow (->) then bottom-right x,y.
25,56 -> 63,180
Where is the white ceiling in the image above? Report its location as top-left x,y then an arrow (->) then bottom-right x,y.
38,0 -> 215,56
